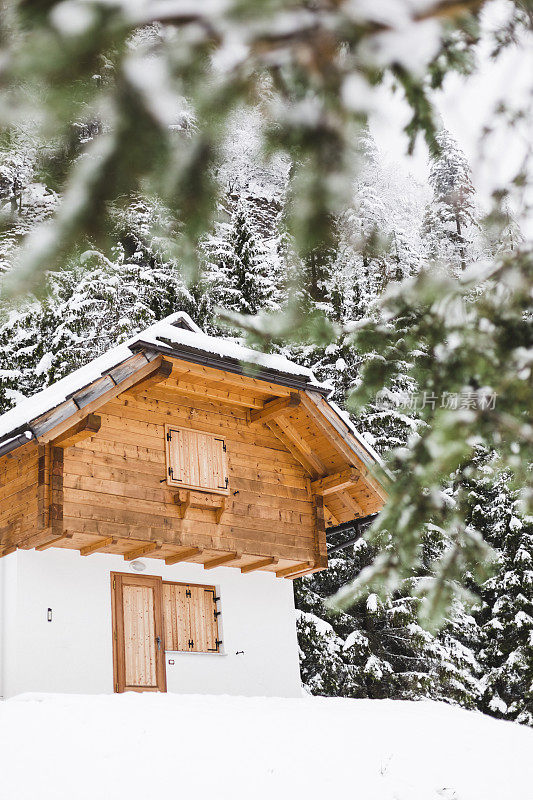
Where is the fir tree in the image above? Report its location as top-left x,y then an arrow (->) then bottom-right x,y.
423,129 -> 477,272
464,452 -> 533,726
0,252 -> 196,411
203,197 -> 278,319
296,533 -> 481,704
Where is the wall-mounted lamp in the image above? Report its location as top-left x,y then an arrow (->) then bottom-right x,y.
47,608 -> 52,622
130,560 -> 146,572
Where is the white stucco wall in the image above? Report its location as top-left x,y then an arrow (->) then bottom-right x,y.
0,548 -> 303,699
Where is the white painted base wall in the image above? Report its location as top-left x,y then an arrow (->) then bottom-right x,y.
0,548 -> 303,699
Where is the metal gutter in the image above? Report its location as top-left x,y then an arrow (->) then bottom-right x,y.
0,432 -> 34,458
129,339 -> 332,397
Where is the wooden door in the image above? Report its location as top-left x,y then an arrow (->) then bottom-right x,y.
111,573 -> 167,693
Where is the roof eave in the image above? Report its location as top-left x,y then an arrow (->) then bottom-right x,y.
0,432 -> 35,458
129,339 -> 331,397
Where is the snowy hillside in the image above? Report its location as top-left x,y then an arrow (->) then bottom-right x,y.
0,694 -> 531,800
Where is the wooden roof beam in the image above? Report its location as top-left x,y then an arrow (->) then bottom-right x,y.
53,413 -> 101,449
311,467 -> 360,496
79,536 -> 118,556
250,393 -> 300,424
124,358 -> 173,397
301,391 -> 388,503
286,565 -> 323,580
275,561 -> 313,578
123,541 -> 162,561
165,547 -> 203,566
240,557 -> 279,574
338,490 -> 365,517
172,377 -> 265,410
33,352 -> 162,444
35,533 -> 73,551
169,359 -> 292,397
266,417 -> 326,478
203,552 -> 241,570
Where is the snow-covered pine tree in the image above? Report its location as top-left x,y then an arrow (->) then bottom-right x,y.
200,107 -> 287,331
422,129 -> 478,272
482,202 -> 524,258
464,450 -> 533,726
292,134 -> 481,708
301,133 -> 425,453
203,197 -> 277,320
0,251 -> 196,413
0,127 -> 58,273
296,532 -> 481,704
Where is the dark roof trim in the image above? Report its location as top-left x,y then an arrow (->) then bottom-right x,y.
129,340 -> 331,396
0,432 -> 34,458
326,513 -> 378,555
326,513 -> 378,537
0,351 -> 154,449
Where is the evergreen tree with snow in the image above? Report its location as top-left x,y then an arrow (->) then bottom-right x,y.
464,452 -> 533,726
0,251 -> 196,412
296,532 -> 481,704
202,196 -> 278,323
423,129 -> 477,272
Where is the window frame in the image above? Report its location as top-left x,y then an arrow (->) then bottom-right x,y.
164,424 -> 229,495
162,580 -> 222,654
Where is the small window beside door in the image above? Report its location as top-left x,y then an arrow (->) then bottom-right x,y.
165,425 -> 229,494
163,581 -> 221,653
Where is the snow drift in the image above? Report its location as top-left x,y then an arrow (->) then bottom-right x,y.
0,693 -> 531,800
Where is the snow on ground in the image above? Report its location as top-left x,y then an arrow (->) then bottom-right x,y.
0,694 -> 531,800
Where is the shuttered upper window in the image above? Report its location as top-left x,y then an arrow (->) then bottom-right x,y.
165,425 -> 229,494
163,582 -> 221,653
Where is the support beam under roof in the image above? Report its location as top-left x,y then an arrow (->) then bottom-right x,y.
165,547 -> 203,566
266,417 -> 326,478
203,552 -> 241,570
250,393 -> 300,424
275,561 -> 313,578
123,542 -> 162,561
124,358 -> 173,397
240,557 -> 278,574
35,533 -> 73,551
338,490 -> 365,517
311,467 -> 360,496
172,377 -> 265,409
79,537 -> 117,556
53,414 -> 101,449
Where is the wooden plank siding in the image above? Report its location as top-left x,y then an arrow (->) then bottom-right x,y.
0,442 -> 40,553
60,388 -> 322,568
0,354 -> 387,573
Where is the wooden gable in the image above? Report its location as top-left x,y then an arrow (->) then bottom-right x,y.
0,348 -> 388,579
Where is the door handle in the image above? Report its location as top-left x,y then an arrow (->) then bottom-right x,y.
156,636 -> 162,651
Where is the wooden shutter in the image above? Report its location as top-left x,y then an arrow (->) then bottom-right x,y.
162,583 -> 189,651
166,426 -> 228,494
188,586 -> 219,652
211,437 -> 227,492
162,582 -> 220,653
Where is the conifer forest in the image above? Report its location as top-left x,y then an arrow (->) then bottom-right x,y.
0,0 -> 532,728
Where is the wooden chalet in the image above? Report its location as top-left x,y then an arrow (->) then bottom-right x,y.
0,312 -> 386,577
0,312 -> 387,696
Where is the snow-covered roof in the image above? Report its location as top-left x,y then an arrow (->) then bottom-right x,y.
0,311 -> 329,446
328,400 -> 385,469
